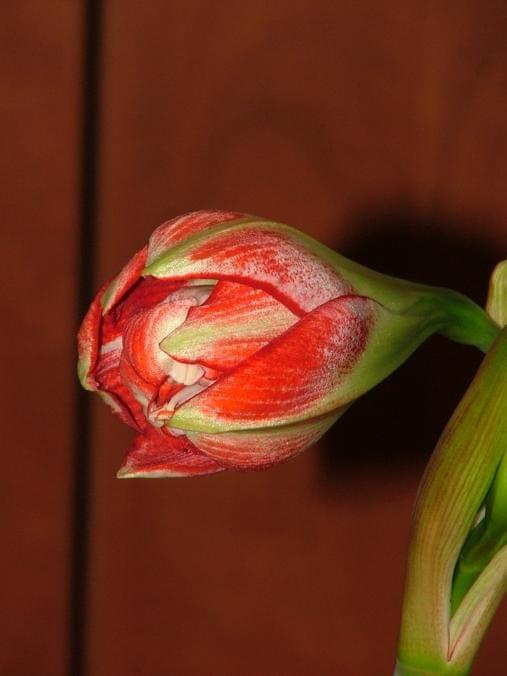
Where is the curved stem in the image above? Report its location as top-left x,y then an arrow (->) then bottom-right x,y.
451,259 -> 507,610
449,547 -> 507,672
397,327 -> 507,674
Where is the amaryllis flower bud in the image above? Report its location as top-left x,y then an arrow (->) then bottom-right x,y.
78,211 -> 499,478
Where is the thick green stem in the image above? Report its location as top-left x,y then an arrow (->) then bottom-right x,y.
451,454 -> 507,612
397,327 -> 507,674
451,259 -> 507,611
449,547 -> 507,673
394,660 -> 469,675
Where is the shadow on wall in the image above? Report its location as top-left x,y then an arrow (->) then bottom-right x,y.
319,207 -> 501,482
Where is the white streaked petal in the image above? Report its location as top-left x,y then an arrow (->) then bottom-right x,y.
166,426 -> 186,437
100,336 -> 123,355
148,377 -> 215,428
167,359 -> 205,385
168,378 -> 214,410
167,285 -> 214,305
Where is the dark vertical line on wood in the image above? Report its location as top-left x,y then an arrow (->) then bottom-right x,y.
70,1 -> 103,675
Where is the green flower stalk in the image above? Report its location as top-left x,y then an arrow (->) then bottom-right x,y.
396,262 -> 507,676
451,261 -> 507,613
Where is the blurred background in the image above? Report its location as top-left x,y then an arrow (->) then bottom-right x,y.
2,2 -> 507,675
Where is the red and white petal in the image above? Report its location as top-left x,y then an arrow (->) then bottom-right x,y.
77,281 -> 109,390
122,302 -> 188,385
96,335 -> 123,379
147,210 -> 244,266
121,287 -> 211,387
161,281 -> 298,371
117,427 -> 224,478
76,290 -> 148,430
147,377 -> 214,425
101,245 -> 148,315
98,390 -> 144,431
112,276 -> 184,330
189,410 -> 344,470
153,377 -> 186,409
97,368 -> 147,431
145,222 -> 352,315
170,295 -> 374,432
118,355 -> 156,412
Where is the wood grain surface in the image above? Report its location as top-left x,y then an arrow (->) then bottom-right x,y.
1,2 -> 82,675
3,2 -> 507,675
87,2 -> 506,675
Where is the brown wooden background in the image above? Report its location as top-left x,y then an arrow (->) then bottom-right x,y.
3,2 -> 507,675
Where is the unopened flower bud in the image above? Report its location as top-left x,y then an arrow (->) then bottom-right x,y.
77,211 -> 499,477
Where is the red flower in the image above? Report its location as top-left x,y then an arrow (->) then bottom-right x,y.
78,210 -> 498,477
